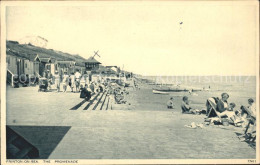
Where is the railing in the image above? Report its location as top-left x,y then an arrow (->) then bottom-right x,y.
7,69 -> 14,87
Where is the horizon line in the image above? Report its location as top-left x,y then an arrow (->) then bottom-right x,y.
138,75 -> 257,77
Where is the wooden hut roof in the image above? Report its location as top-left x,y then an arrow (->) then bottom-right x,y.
39,57 -> 52,63
85,57 -> 101,64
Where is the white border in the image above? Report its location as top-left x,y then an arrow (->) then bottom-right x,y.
1,1 -> 259,164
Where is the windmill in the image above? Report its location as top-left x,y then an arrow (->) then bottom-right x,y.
93,50 -> 100,58
84,50 -> 102,72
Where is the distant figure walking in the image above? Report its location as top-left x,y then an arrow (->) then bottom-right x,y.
89,82 -> 95,93
70,73 -> 75,92
54,71 -> 61,92
167,97 -> 174,109
62,71 -> 69,92
75,69 -> 81,92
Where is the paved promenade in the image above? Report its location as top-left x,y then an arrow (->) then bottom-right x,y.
6,86 -> 256,159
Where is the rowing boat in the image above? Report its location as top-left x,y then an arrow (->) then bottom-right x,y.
152,89 -> 170,94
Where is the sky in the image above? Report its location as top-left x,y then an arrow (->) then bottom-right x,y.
5,1 -> 258,76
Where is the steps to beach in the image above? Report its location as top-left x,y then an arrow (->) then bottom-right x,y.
99,93 -> 108,110
83,92 -> 101,110
70,99 -> 88,110
101,94 -> 110,110
94,92 -> 107,110
105,96 -> 110,110
107,96 -> 113,110
69,91 -> 115,111
69,92 -> 97,110
88,92 -> 104,110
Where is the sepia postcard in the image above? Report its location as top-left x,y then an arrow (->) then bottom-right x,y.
0,0 -> 259,164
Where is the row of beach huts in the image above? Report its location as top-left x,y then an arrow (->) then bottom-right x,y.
6,40 -> 133,87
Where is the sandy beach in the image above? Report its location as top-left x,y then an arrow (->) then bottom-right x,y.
6,82 -> 256,159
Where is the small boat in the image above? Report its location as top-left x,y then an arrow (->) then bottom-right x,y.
153,85 -> 203,92
152,89 -> 170,95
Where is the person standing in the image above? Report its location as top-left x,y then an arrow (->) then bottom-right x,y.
54,71 -> 61,92
70,73 -> 75,92
74,69 -> 82,92
62,71 -> 69,92
89,82 -> 95,93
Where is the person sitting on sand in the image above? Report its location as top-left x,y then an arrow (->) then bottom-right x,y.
218,102 -> 238,122
215,93 -> 243,124
181,96 -> 192,113
167,97 -> 174,109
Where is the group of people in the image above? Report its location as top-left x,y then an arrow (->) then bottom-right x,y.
206,93 -> 256,128
42,69 -> 84,92
167,96 -> 201,114
166,93 -> 256,141
41,69 -> 132,106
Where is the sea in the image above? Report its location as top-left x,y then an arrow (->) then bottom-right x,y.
133,75 -> 257,111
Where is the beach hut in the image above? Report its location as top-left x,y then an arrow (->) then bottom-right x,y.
6,48 -> 29,76
39,57 -> 55,76
24,54 -> 41,76
6,48 -> 34,87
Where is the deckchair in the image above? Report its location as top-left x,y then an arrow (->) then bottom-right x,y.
206,98 -> 221,118
241,106 -> 256,137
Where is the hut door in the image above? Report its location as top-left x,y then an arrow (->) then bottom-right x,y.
17,60 -> 20,76
16,59 -> 24,76
20,59 -> 25,75
39,63 -> 45,76
34,62 -> 40,74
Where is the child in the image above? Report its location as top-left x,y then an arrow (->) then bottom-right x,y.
167,97 -> 174,109
219,102 -> 241,125
181,96 -> 192,113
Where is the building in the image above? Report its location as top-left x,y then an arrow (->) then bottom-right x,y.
56,61 -> 75,75
84,56 -> 101,82
84,57 -> 101,72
